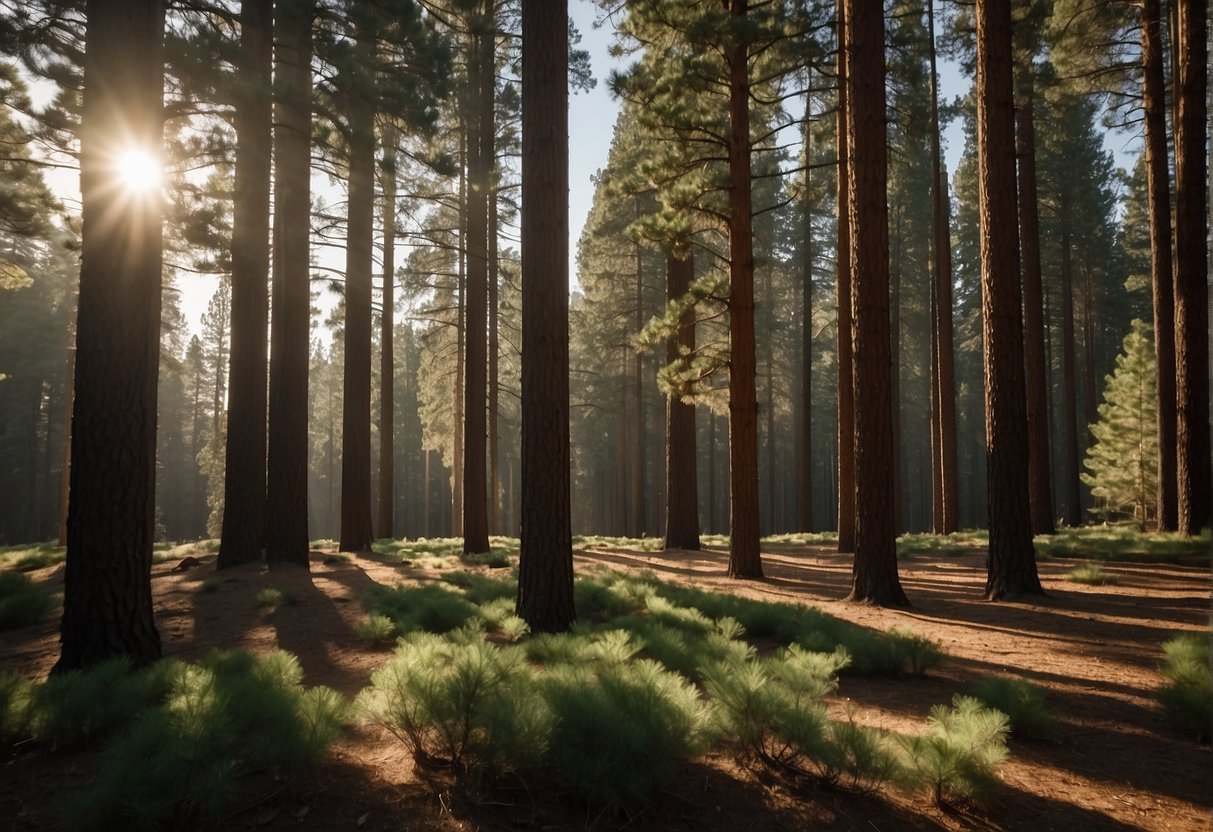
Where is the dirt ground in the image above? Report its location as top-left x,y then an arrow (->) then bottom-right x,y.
1,542 -> 1209,831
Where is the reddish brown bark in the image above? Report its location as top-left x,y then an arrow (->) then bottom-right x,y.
724,0 -> 762,579
664,247 -> 701,551
265,0 -> 313,568
843,0 -> 906,606
218,0 -> 272,568
1142,0 -> 1177,531
516,0 -> 575,632
976,0 -> 1043,599
378,133 -> 397,540
1015,91 -> 1054,536
796,87 -> 813,533
835,1 -> 855,553
56,0 -> 165,672
1173,0 -> 1210,535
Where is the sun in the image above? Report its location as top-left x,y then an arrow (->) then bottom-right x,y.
116,149 -> 161,192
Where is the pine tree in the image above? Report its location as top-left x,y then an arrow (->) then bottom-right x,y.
1082,320 -> 1159,528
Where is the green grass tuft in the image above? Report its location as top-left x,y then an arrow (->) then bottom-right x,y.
1036,525 -> 1211,564
358,632 -> 548,780
0,672 -> 34,745
354,614 -> 397,647
1157,632 -> 1212,742
969,676 -> 1056,738
255,587 -> 297,609
78,650 -> 346,830
367,583 -> 479,635
1066,561 -> 1118,585
901,695 -> 1010,805
198,578 -> 221,593
0,571 -> 55,631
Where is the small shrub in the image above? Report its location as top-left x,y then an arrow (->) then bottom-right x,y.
255,587 -> 296,609
11,546 -> 66,571
969,676 -> 1056,738
367,583 -> 479,634
814,714 -> 908,792
324,553 -> 352,565
524,628 -> 642,667
0,572 -> 55,631
474,598 -> 529,639
199,578 -> 221,593
889,628 -> 944,675
358,633 -> 549,780
31,658 -> 172,749
704,646 -> 846,768
1157,632 -> 1212,742
543,659 -> 711,813
902,695 -> 1010,805
1067,561 -> 1118,585
464,549 -> 511,568
441,571 -> 516,605
78,650 -> 346,830
0,672 -> 33,745
354,614 -> 397,647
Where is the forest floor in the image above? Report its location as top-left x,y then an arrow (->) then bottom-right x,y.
1,538 -> 1209,831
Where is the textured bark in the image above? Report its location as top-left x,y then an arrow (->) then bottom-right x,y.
1142,0 -> 1177,531
265,0 -> 312,568
835,2 -> 856,554
516,0 -> 575,632
1015,91 -> 1054,536
56,0 -> 165,673
378,133 -> 397,540
844,0 -> 906,606
486,22 -> 500,537
1173,0 -> 1210,535
218,0 -> 272,569
339,31 -> 376,554
631,215 -> 646,538
796,86 -> 813,533
725,0 -> 762,579
453,124 -> 465,537
463,6 -> 492,556
57,310 -> 75,547
1059,215 -> 1081,526
976,0 -> 1043,599
707,410 -> 717,533
928,0 -> 958,535
664,248 -> 701,551
926,0 -> 955,538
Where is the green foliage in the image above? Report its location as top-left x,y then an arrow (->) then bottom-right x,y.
1034,525 -> 1211,564
542,659 -> 712,813
367,583 -> 479,634
703,646 -> 846,768
902,696 -> 1010,805
79,650 -> 347,830
358,633 -> 549,779
5,544 -> 66,571
969,677 -> 1056,738
0,672 -> 33,745
1082,321 -> 1158,527
463,549 -> 512,569
199,578 -> 221,593
354,614 -> 398,647
255,587 -> 296,610
816,715 -> 909,792
440,571 -> 516,605
1067,562 -> 1118,585
897,531 -> 988,558
0,570 -> 54,630
324,553 -> 352,564
31,658 -> 172,749
1157,632 -> 1212,742
888,628 -> 945,676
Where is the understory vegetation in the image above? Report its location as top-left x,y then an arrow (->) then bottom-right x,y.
1157,632 -> 1212,743
357,568 -> 1009,814
0,651 -> 347,829
0,571 -> 55,631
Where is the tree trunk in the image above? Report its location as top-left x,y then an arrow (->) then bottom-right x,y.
1142,0 -> 1178,531
218,0 -> 272,568
57,306 -> 76,547
1015,89 -> 1054,536
339,29 -> 376,554
707,409 -> 716,534
463,6 -> 492,555
632,210 -> 646,538
664,246 -> 701,551
1173,0 -> 1210,535
378,130 -> 397,540
453,123 -> 466,539
844,0 -> 906,606
265,0 -> 313,568
725,0 -> 762,579
486,20 -> 500,537
835,1 -> 856,554
1059,212 -> 1081,526
516,0 -> 575,632
56,0 -> 165,673
796,86 -> 813,533
889,205 -> 903,534
976,0 -> 1043,599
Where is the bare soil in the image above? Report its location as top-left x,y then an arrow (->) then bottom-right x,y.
1,542 -> 1209,831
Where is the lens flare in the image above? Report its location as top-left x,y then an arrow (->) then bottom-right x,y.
116,149 -> 161,192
